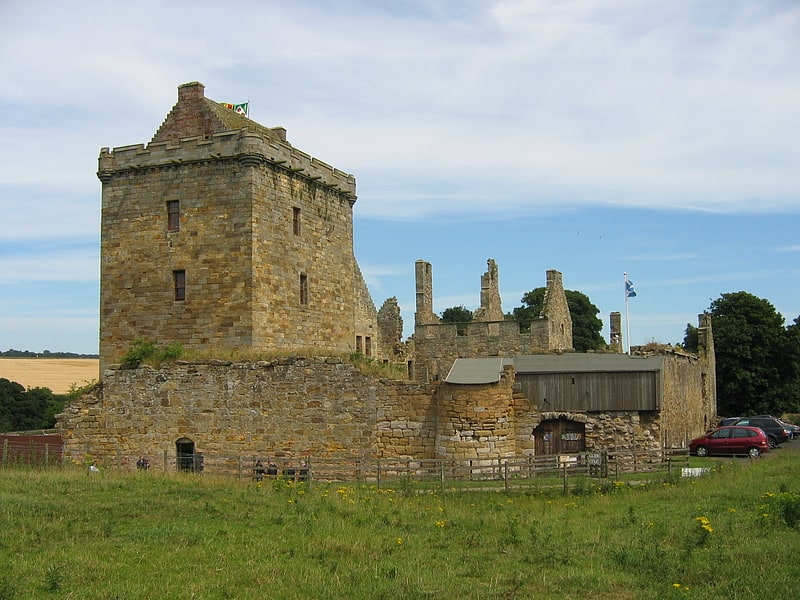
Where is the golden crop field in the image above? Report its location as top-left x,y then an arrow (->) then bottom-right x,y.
0,358 -> 99,394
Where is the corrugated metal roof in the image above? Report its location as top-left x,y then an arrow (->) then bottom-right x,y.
445,354 -> 664,384
513,354 -> 664,373
445,357 -> 512,384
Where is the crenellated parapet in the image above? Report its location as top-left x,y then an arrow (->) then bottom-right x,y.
98,128 -> 357,201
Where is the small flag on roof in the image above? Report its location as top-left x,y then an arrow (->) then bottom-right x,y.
219,101 -> 249,117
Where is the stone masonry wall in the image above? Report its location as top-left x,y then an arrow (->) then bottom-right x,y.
99,83 -> 377,371
58,359 -> 693,468
411,263 -> 573,382
434,366 -> 516,461
60,358 -> 387,462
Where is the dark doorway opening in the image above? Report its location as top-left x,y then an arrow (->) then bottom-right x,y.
176,438 -> 202,472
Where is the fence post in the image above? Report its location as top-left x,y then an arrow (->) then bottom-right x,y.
439,459 -> 445,493
163,449 -> 168,472
238,455 -> 243,481
376,458 -> 381,490
306,458 -> 312,492
2,439 -> 7,466
667,450 -> 672,483
504,461 -> 509,492
117,449 -> 122,470
562,461 -> 568,494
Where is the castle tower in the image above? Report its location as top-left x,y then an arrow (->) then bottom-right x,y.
97,82 -> 378,371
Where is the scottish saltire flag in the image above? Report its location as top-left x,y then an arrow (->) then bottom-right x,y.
625,278 -> 637,298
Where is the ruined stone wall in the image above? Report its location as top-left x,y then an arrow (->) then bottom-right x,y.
583,411 -> 662,453
377,297 -> 407,362
412,320 -> 551,382
434,366 -> 516,461
58,359 -> 695,468
411,262 -> 573,382
59,358 -> 386,462
541,270 -> 573,350
658,352 -> 716,447
374,379 -> 438,459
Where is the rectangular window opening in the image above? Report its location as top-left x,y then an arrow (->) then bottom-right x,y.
173,269 -> 186,301
167,200 -> 180,231
293,207 -> 301,235
356,335 -> 363,354
300,273 -> 308,305
365,336 -> 372,357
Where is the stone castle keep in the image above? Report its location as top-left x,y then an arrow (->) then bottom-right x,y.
97,81 -> 377,373
57,82 -> 717,466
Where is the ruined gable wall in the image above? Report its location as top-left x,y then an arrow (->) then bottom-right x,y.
657,352 -> 716,447
377,297 -> 406,361
541,270 -> 573,350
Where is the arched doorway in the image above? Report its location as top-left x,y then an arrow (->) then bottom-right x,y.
534,418 -> 586,455
176,438 -> 202,472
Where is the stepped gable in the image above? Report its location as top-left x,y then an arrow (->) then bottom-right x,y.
151,81 -> 287,144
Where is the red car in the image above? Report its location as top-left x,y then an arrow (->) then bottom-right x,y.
689,426 -> 770,458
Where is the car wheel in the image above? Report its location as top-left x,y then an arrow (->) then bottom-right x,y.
695,446 -> 709,457
768,436 -> 777,449
747,447 -> 761,459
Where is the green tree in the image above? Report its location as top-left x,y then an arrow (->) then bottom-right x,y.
440,305 -> 473,323
780,316 -> 800,412
0,378 -> 65,432
708,292 -> 791,417
507,288 -> 605,352
682,322 -> 699,353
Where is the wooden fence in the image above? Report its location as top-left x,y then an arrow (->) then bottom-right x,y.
2,438 -> 690,491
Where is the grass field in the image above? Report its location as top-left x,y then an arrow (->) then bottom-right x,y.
1,452 -> 798,599
0,358 -> 99,393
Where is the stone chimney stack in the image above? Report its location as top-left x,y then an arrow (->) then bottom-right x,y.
414,260 -> 438,326
609,311 -> 622,353
178,81 -> 205,102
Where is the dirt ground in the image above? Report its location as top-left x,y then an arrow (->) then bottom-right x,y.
0,358 -> 99,394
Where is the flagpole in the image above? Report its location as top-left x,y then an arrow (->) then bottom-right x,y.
624,272 -> 631,354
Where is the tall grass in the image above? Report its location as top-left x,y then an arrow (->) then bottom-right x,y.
1,453 -> 798,599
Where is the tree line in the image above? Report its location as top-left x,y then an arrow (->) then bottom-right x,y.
0,349 -> 99,358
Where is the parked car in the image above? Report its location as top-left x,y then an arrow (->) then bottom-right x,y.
743,415 -> 799,440
689,426 -> 770,458
728,417 -> 792,448
718,417 -> 742,427
777,420 -> 800,440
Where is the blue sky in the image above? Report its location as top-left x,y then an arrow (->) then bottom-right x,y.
1,0 -> 798,355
